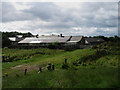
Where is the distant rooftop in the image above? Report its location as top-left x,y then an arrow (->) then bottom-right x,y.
18,35 -> 71,44
85,38 -> 104,43
16,35 -> 23,38
9,37 -> 16,41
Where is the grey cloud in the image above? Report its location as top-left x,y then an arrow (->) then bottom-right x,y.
70,3 -> 117,28
1,2 -> 33,22
24,2 -> 62,21
1,2 -> 118,36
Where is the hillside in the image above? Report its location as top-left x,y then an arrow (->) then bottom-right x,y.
2,41 -> 120,88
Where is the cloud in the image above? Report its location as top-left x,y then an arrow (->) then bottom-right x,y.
1,2 -> 118,36
1,2 -> 33,22
24,2 -> 63,21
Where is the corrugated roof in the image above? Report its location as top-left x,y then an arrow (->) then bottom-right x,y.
9,37 -> 24,42
85,38 -> 104,43
17,35 -> 23,38
9,37 -> 16,41
18,36 -> 71,44
70,36 -> 83,42
29,41 -> 42,43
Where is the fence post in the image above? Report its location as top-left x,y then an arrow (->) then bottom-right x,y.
24,69 -> 27,75
2,56 -> 5,62
52,64 -> 54,70
65,58 -> 67,64
39,67 -> 42,72
47,63 -> 51,70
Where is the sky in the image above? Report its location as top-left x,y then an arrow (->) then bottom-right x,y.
0,2 -> 118,36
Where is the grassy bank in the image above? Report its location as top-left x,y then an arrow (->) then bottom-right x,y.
3,67 -> 118,88
2,41 -> 120,88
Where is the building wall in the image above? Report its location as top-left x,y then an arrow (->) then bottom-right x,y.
77,37 -> 85,45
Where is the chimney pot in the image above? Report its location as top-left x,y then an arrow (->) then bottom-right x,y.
60,34 -> 62,37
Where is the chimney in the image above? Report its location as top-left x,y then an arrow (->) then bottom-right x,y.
36,34 -> 39,38
60,34 -> 62,37
67,36 -> 72,41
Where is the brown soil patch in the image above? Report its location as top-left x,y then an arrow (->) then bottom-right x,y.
10,64 -> 58,72
11,64 -> 39,72
11,64 -> 27,69
21,65 -> 39,72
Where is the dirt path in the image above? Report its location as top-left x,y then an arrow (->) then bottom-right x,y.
10,64 -> 59,72
11,64 -> 39,72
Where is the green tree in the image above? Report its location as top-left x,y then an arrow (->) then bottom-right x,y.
2,34 -> 11,47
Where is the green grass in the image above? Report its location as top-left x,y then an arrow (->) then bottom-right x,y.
2,41 -> 120,88
3,67 -> 119,88
2,48 -> 65,62
2,48 -> 65,70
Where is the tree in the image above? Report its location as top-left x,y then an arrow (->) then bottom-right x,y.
2,34 -> 11,47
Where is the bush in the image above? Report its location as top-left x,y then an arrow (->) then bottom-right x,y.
62,63 -> 69,69
47,42 -> 60,49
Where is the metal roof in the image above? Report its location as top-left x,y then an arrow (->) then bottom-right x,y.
9,37 -> 16,41
18,36 -> 71,44
68,41 -> 78,43
85,38 -> 104,43
17,35 -> 23,38
29,41 -> 42,43
70,36 -> 83,42
9,36 -> 24,42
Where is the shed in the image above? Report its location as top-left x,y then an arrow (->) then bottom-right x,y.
84,38 -> 104,45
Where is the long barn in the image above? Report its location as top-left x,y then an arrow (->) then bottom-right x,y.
18,34 -> 84,46
9,34 -> 104,49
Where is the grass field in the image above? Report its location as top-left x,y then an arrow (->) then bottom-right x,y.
2,41 -> 120,88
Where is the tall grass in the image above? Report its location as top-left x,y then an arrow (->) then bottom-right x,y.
2,48 -> 64,62
2,67 -> 119,88
2,41 -> 120,88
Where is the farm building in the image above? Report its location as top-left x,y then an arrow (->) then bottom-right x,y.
18,34 -> 85,46
9,34 -> 104,49
84,38 -> 104,45
8,35 -> 25,45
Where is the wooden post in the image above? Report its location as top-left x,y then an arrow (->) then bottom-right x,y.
65,58 -> 67,64
24,69 -> 27,75
52,64 -> 54,70
48,63 -> 51,70
39,67 -> 42,72
2,56 -> 5,62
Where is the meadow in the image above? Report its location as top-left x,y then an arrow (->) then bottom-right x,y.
2,41 -> 120,88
